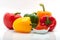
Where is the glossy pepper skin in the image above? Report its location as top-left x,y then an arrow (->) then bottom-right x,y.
37,4 -> 51,19
40,16 -> 56,31
35,4 -> 56,31
13,17 -> 32,33
3,12 -> 21,30
24,12 -> 38,28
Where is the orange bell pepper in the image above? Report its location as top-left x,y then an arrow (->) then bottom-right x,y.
37,4 -> 51,19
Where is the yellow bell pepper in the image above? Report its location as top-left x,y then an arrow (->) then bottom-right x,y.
13,17 -> 32,33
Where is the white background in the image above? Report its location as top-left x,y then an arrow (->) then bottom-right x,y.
0,0 -> 60,40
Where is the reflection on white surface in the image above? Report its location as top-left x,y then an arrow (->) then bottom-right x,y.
3,30 -> 56,40
0,0 -> 59,40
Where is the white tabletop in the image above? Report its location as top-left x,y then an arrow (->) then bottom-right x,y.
0,28 -> 60,40
0,0 -> 60,40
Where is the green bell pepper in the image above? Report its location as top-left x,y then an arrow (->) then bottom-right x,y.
24,12 -> 38,28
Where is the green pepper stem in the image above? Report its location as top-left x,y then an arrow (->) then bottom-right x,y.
45,17 -> 51,26
14,12 -> 21,15
40,4 -> 45,11
32,12 -> 37,15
